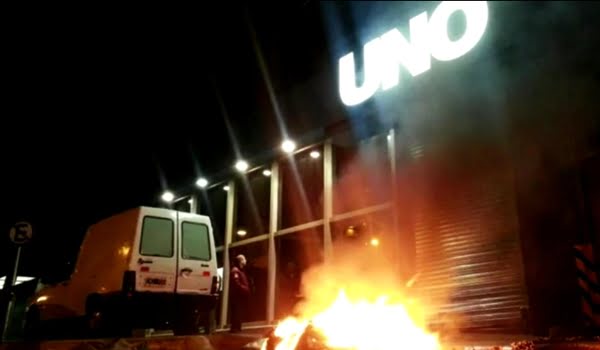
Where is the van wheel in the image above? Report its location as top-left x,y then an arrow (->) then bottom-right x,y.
112,318 -> 132,339
173,322 -> 198,336
86,297 -> 107,339
86,309 -> 106,338
199,311 -> 214,334
173,312 -> 199,336
24,307 -> 43,341
86,297 -> 132,339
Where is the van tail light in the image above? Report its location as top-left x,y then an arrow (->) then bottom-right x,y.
122,270 -> 136,296
210,275 -> 219,295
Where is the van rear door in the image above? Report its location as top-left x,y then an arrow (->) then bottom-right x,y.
175,212 -> 216,295
133,208 -> 177,293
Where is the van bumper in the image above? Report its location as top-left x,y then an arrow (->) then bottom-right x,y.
107,292 -> 219,329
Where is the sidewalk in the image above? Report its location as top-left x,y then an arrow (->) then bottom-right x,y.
232,330 -> 600,350
212,326 -> 273,350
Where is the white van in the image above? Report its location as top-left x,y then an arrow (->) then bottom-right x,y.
24,206 -> 219,338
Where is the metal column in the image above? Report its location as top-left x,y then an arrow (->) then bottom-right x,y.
388,129 -> 401,274
219,180 -> 235,328
323,139 -> 334,261
189,194 -> 199,214
1,247 -> 21,341
267,162 -> 279,323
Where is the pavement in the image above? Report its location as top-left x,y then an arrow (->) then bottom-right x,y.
214,329 -> 600,350
211,327 -> 272,350
0,327 -> 598,350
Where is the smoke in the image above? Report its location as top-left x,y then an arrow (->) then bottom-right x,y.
283,128 -> 519,335
273,3 -> 600,336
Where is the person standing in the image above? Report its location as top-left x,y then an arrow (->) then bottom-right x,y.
229,254 -> 250,333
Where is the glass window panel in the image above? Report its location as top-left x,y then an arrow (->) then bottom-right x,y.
275,226 -> 324,320
199,186 -> 228,247
333,131 -> 391,214
280,146 -> 324,228
181,222 -> 211,261
140,216 -> 174,257
234,171 -> 271,242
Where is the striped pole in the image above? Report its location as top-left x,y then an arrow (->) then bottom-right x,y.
573,244 -> 600,327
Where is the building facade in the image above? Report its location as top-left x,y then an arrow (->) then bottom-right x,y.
168,1 -> 600,335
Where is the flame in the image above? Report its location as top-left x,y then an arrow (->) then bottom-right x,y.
270,317 -> 309,350
270,289 -> 440,350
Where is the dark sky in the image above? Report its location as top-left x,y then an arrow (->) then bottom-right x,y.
2,1 -> 599,281
1,1 -> 332,279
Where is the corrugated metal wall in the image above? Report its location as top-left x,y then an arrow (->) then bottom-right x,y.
413,156 -> 528,332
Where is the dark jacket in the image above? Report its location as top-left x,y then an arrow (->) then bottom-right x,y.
230,266 -> 250,297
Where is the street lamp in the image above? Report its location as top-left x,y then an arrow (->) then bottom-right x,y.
235,160 -> 249,172
161,191 -> 175,203
281,139 -> 297,153
196,177 -> 208,188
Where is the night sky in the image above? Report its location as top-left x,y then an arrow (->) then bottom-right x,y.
1,1 -> 331,280
2,1 -> 599,283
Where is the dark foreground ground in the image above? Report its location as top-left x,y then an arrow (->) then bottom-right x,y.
0,329 -> 598,350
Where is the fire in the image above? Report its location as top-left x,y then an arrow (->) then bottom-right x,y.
268,289 -> 440,350
270,317 -> 309,350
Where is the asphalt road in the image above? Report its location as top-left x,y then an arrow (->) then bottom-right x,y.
1,327 -> 597,350
210,331 -> 265,350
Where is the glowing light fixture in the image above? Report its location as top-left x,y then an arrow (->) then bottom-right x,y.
281,140 -> 297,153
196,177 -> 208,188
235,160 -> 249,172
161,191 -> 175,203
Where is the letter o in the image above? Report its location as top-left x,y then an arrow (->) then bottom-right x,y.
428,1 -> 488,61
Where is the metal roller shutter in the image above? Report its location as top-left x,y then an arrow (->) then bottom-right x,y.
413,156 -> 528,332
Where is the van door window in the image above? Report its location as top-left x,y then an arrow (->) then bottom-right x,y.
140,216 -> 174,257
181,222 -> 211,260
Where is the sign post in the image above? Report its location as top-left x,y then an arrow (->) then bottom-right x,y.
1,222 -> 33,342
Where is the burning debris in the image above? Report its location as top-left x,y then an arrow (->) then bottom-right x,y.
243,245 -> 599,350
261,323 -> 328,350
259,289 -> 440,350
250,232 -> 445,350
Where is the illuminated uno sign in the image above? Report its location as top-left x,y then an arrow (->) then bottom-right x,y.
339,1 -> 489,106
